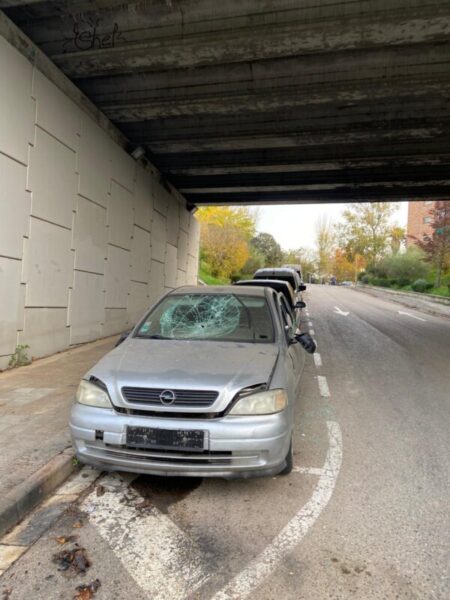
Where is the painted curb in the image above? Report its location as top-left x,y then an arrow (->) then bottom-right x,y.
0,448 -> 76,538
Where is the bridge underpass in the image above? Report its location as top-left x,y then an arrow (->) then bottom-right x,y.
2,0 -> 450,205
0,0 -> 449,365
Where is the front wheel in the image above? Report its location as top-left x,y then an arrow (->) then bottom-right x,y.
279,437 -> 293,475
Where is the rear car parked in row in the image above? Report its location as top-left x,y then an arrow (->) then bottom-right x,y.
70,286 -> 315,479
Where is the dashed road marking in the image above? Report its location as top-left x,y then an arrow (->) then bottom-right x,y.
317,375 -> 330,398
308,321 -> 313,327
212,421 -> 342,600
309,328 -> 315,336
313,353 -> 322,368
398,310 -> 427,322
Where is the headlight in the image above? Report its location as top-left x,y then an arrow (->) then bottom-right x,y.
75,380 -> 112,408
229,389 -> 287,415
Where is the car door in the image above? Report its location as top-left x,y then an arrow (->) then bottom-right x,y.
277,294 -> 304,383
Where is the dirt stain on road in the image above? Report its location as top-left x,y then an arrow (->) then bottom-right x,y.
131,475 -> 203,514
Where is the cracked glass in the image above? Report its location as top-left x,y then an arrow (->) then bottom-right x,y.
136,293 -> 274,343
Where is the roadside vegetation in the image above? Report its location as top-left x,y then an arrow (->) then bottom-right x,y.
196,206 -> 316,283
197,201 -> 450,297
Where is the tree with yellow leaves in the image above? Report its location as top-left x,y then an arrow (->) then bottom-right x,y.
197,206 -> 256,279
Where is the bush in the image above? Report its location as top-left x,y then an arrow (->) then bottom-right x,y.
393,277 -> 412,287
412,279 -> 433,293
360,274 -> 370,284
372,278 -> 392,287
357,271 -> 367,282
380,247 -> 429,282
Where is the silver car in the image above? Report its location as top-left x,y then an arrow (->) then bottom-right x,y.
70,286 -> 315,479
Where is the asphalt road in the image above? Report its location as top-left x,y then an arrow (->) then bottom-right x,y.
1,286 -> 449,600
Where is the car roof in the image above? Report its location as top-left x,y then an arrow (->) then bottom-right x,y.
254,268 -> 298,277
234,279 -> 294,292
172,285 -> 267,297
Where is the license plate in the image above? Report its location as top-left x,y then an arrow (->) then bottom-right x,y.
126,426 -> 205,451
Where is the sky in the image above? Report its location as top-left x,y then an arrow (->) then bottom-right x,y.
255,202 -> 409,251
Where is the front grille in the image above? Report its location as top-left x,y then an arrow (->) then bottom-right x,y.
121,387 -> 219,407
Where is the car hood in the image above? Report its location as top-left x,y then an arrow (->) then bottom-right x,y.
87,338 -> 279,410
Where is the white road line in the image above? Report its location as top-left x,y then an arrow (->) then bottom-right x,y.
313,352 -> 322,368
308,321 -> 313,327
313,338 -> 318,349
212,421 -> 343,600
82,474 -> 210,600
317,375 -> 330,398
293,466 -> 324,476
398,310 -> 427,322
334,306 -> 349,316
309,328 -> 315,336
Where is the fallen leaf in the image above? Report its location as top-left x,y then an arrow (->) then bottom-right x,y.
74,579 -> 101,600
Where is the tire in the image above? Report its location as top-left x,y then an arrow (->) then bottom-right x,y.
279,437 -> 294,475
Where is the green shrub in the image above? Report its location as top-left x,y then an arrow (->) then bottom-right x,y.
8,344 -> 31,368
394,277 -> 412,287
380,247 -> 429,282
361,274 -> 370,284
357,271 -> 367,282
372,278 -> 392,287
412,279 -> 433,293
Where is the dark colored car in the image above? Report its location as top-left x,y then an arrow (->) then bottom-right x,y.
233,279 -> 305,325
253,268 -> 306,295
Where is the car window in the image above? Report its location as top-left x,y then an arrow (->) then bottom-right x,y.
136,293 -> 274,343
277,296 -> 295,342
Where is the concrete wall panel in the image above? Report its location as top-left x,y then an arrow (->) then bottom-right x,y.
187,253 -> 199,285
0,153 -> 30,259
32,70 -> 81,151
23,218 -> 73,307
104,245 -> 130,308
69,271 -> 104,344
111,143 -> 135,193
176,269 -> 187,287
29,128 -> 77,228
131,226 -> 151,283
18,308 -> 70,358
0,258 -> 23,357
151,210 -> 167,263
78,116 -> 111,207
108,181 -> 134,250
133,168 -> 153,231
153,182 -> 169,216
128,281 -> 149,325
165,244 -> 178,289
177,230 -> 188,272
0,37 -> 35,165
0,36 -> 198,367
148,260 -> 165,304
102,308 -> 127,337
73,196 -> 107,274
166,198 -> 180,246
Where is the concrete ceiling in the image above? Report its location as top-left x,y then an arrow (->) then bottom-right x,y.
2,0 -> 450,205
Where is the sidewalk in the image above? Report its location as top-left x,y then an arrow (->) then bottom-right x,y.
0,336 -> 116,536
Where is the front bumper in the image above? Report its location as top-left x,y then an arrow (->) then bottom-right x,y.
70,403 -> 291,479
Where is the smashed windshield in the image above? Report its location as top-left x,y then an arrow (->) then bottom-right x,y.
136,294 -> 274,342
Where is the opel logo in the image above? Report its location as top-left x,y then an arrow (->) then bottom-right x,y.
159,389 -> 176,406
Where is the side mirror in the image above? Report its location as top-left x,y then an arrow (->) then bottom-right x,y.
298,284 -> 307,292
295,300 -> 306,309
115,330 -> 131,347
294,333 -> 316,354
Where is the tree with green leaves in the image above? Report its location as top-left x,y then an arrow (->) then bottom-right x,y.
250,232 -> 283,267
413,200 -> 450,287
336,202 -> 398,267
